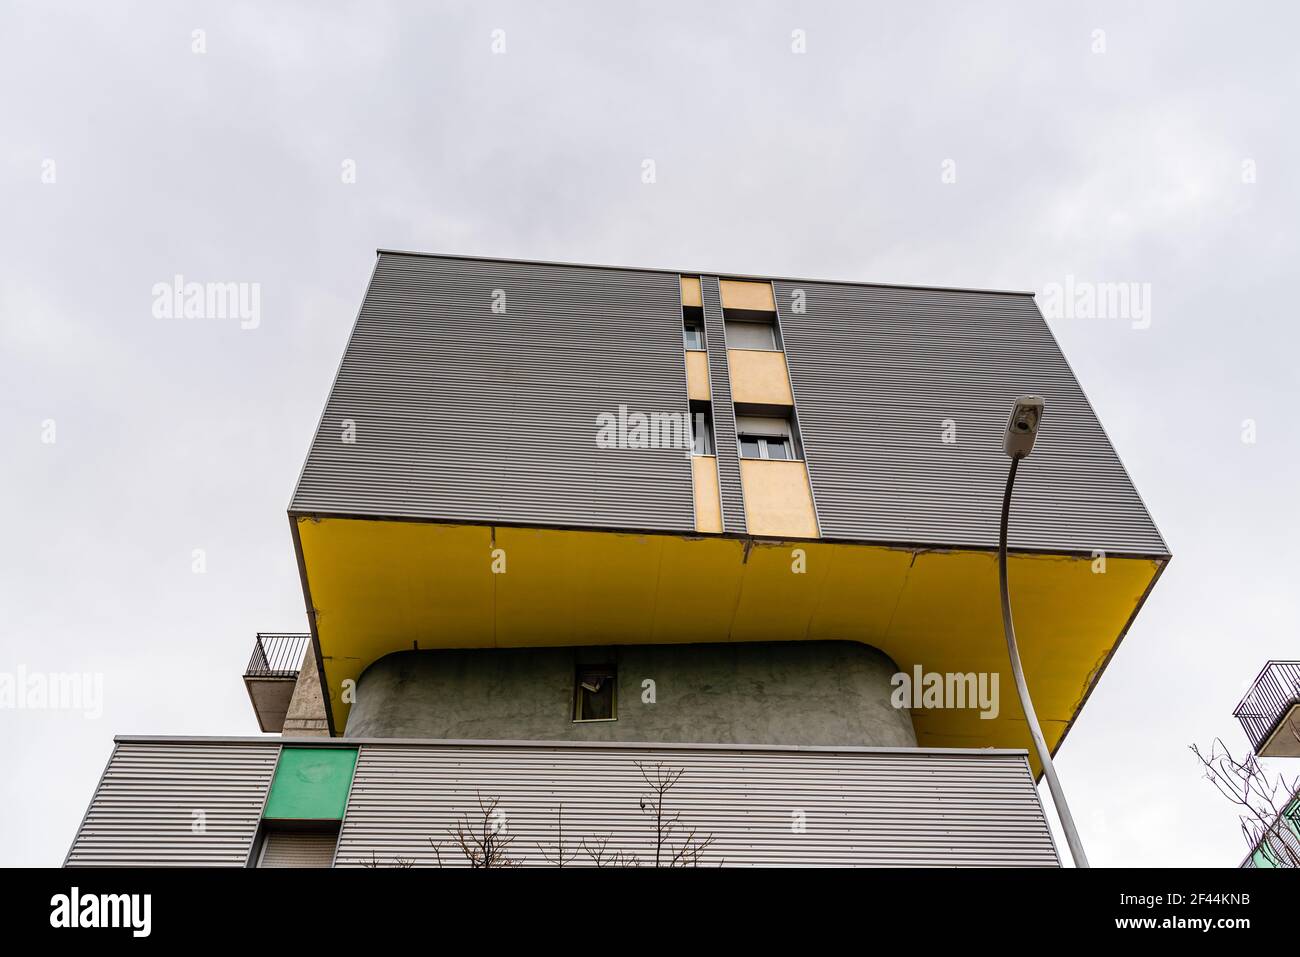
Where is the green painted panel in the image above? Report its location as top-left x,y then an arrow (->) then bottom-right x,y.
1249,798 -> 1300,867
263,748 -> 357,820
1251,846 -> 1278,868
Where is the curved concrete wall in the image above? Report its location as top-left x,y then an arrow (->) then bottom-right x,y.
344,641 -> 915,748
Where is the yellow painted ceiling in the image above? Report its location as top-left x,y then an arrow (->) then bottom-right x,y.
296,515 -> 1161,770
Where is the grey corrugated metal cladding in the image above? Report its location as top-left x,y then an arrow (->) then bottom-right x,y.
66,738 -> 1058,867
65,741 -> 278,867
293,253 -> 1165,558
337,742 -> 1059,867
773,280 -> 1167,556
292,253 -> 696,532
700,276 -> 747,534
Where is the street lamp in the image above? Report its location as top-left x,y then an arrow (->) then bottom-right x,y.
999,396 -> 1091,868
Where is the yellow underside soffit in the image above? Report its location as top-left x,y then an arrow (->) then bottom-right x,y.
296,516 -> 1160,772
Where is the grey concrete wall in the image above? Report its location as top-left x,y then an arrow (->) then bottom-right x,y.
344,641 -> 915,748
282,645 -> 329,737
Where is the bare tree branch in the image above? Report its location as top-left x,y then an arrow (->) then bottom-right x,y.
1192,738 -> 1300,868
422,765 -> 721,869
537,805 -> 580,867
432,791 -> 519,868
634,760 -> 718,867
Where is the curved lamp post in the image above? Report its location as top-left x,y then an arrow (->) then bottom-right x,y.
999,396 -> 1090,868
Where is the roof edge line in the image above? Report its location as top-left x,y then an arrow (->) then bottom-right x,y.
373,248 -> 1039,298
287,508 -> 1172,562
111,733 -> 1034,758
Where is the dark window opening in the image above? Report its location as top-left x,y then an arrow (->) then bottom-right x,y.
690,401 -> 714,456
574,666 -> 617,721
683,306 -> 705,350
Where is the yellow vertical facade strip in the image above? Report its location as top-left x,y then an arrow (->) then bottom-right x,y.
738,459 -> 819,539
727,349 -> 794,406
768,277 -> 823,540
719,279 -> 776,312
691,456 -> 724,533
685,350 -> 712,400
680,276 -> 702,307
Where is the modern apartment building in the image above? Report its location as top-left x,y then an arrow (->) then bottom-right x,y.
66,251 -> 1169,867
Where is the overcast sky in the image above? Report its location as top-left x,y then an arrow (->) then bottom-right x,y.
2,1 -> 1297,867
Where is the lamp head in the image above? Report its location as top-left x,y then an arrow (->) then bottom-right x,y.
1003,396 -> 1044,459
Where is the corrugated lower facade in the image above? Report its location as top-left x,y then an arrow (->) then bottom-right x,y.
67,738 -> 1060,868
65,740 -> 280,867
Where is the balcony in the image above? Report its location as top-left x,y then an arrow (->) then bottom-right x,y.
1234,661 -> 1300,757
244,633 -> 310,733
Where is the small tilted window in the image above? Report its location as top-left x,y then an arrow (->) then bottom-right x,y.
574,666 -> 617,722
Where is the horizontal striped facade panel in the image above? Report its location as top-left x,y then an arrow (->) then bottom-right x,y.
337,741 -> 1059,867
66,737 -> 1057,867
65,741 -> 279,867
774,280 -> 1168,555
292,252 -> 1163,555
292,253 -> 695,531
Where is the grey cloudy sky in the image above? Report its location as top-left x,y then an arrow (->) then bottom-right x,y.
2,1 -> 1297,866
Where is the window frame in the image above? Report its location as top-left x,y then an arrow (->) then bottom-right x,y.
683,320 -> 705,351
691,409 -> 714,456
254,821 -> 341,868
573,665 -> 618,722
738,433 -> 794,461
723,319 -> 778,351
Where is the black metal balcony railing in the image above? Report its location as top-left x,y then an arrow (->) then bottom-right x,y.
1234,661 -> 1300,752
245,633 -> 310,680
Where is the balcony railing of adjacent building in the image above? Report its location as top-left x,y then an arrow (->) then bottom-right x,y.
1234,661 -> 1300,755
245,633 -> 311,680
243,633 -> 311,734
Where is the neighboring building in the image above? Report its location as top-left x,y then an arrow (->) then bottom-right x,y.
1235,660 -> 1300,868
66,252 -> 1169,867
1241,789 -> 1300,869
